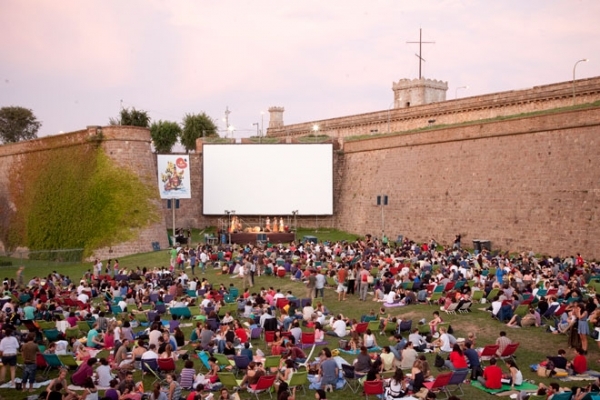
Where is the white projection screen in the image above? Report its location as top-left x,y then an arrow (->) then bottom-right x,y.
203,144 -> 333,215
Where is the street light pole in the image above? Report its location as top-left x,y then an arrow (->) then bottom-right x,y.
224,210 -> 231,245
573,59 -> 589,105
292,210 -> 298,242
228,125 -> 235,140
252,123 -> 260,142
261,111 -> 265,137
455,85 -> 469,99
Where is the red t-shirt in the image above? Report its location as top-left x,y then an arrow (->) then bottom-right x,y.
573,354 -> 588,375
449,351 -> 468,369
483,365 -> 503,389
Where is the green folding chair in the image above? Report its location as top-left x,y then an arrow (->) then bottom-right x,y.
213,353 -> 235,370
263,355 -> 281,372
218,372 -> 243,390
57,354 -> 80,370
287,370 -> 308,396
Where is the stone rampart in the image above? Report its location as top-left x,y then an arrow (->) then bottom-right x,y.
336,106 -> 600,257
266,76 -> 600,140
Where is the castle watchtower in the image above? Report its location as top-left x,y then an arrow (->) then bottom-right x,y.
268,106 -> 285,129
392,78 -> 448,108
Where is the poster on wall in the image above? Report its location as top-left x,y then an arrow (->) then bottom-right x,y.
157,155 -> 191,199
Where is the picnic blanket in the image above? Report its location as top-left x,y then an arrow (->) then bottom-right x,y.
471,380 -> 538,395
384,302 -> 405,308
0,379 -> 51,389
68,384 -> 112,391
337,346 -> 381,355
558,371 -> 600,381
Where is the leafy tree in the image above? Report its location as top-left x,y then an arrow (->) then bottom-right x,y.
181,112 -> 218,152
109,107 -> 150,128
0,106 -> 42,144
150,120 -> 181,153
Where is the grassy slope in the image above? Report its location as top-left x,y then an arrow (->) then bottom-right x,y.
0,230 -> 592,400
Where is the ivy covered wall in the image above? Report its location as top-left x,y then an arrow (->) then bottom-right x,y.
5,140 -> 160,257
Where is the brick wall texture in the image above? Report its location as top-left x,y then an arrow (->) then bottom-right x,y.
336,107 -> 600,257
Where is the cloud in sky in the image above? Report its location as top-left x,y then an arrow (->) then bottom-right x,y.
0,0 -> 598,138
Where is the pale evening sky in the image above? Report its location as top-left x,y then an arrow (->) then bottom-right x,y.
0,0 -> 598,140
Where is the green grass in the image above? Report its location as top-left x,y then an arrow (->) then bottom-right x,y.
1,234 -> 594,400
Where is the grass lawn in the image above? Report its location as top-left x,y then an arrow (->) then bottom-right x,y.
0,231 -> 594,400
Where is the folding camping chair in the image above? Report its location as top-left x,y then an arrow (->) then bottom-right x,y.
247,375 -> 277,400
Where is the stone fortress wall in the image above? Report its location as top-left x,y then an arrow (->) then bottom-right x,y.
0,126 -> 169,259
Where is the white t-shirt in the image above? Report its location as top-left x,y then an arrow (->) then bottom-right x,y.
332,320 -> 347,337
439,333 -> 452,352
96,364 -> 113,387
141,349 -> 158,360
149,330 -> 162,347
77,292 -> 90,303
0,336 -> 19,355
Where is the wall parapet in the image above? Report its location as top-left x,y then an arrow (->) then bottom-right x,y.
342,106 -> 600,154
266,76 -> 600,138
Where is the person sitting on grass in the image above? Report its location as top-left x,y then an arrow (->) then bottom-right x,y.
429,311 -> 443,336
444,343 -> 468,371
568,347 -> 588,376
477,357 -> 503,390
501,359 -> 523,390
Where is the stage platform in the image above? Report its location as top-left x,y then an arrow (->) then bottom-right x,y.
229,232 -> 295,245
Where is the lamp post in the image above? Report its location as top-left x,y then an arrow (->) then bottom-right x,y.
261,111 -> 265,137
252,123 -> 260,143
292,210 -> 298,242
455,85 -> 469,99
227,125 -> 235,140
312,124 -> 319,145
573,59 -> 589,105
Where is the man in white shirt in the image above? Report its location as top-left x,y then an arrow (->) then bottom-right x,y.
259,310 -> 275,328
117,298 -> 128,312
141,344 -> 159,360
77,291 -> 89,304
199,251 -> 208,274
148,328 -> 162,348
326,315 -> 347,337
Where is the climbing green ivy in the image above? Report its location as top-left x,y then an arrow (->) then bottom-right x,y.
8,144 -> 159,258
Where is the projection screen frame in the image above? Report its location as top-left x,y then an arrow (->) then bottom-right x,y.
202,143 -> 333,216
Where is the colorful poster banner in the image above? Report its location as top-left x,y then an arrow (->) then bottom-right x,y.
157,155 -> 191,199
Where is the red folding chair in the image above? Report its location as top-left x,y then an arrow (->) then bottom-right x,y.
498,342 -> 520,362
424,371 -> 453,397
354,322 -> 368,335
265,331 -> 275,344
248,375 -> 277,400
364,380 -> 384,400
157,357 -> 176,373
276,298 -> 289,310
301,331 -> 315,346
479,344 -> 500,363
